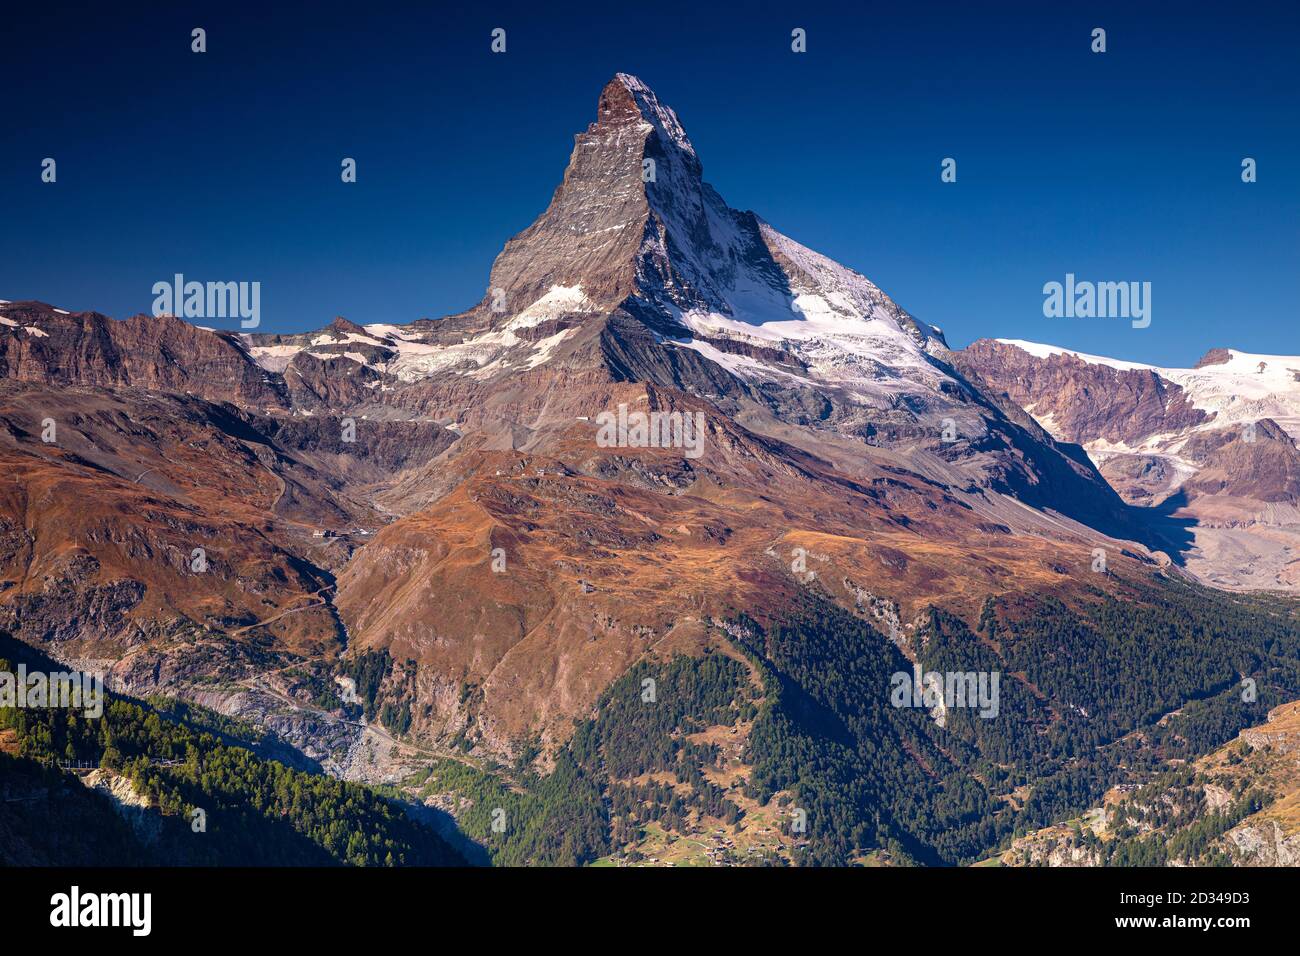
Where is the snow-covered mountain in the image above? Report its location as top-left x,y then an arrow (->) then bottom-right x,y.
995,340 -> 1300,446
2,76 -> 1147,553
964,338 -> 1300,589
12,72 -> 1300,869
194,74 -> 1140,543
233,75 -> 960,426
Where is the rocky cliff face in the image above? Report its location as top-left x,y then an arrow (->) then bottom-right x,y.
480,75 -> 660,320
1180,420 -> 1300,503
962,338 -> 1210,446
0,301 -> 285,409
962,338 -> 1300,589
0,75 -> 1241,771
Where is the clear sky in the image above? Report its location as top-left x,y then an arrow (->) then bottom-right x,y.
3,1 -> 1297,366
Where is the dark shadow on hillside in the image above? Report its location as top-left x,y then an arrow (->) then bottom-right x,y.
1125,489 -> 1199,567
1,629 -> 482,866
401,800 -> 492,867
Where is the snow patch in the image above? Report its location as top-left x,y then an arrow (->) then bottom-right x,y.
995,339 -> 1155,372
244,343 -> 304,373
307,350 -> 372,367
1000,340 -> 1300,442
519,328 -> 576,369
362,323 -> 423,342
506,285 -> 593,330
386,329 -> 521,382
310,331 -> 387,348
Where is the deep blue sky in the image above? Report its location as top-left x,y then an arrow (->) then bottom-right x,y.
2,1 -> 1297,366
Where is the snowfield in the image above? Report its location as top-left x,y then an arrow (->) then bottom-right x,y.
998,339 -> 1300,442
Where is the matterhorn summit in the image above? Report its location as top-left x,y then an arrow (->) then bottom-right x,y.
441,74 -> 957,415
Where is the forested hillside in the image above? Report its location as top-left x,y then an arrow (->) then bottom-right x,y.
0,634 -> 466,867
404,578 -> 1300,866
7,570 -> 1299,867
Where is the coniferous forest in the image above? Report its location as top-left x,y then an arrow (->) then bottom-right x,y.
4,572 -> 1299,867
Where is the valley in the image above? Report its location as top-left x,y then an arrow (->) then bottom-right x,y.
4,74 -> 1300,867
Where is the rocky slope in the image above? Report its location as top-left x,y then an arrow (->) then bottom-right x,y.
0,302 -> 285,408
2,73 -> 1289,855
1001,700 -> 1300,867
963,339 -> 1300,589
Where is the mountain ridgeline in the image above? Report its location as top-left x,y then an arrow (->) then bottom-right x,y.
3,74 -> 1300,866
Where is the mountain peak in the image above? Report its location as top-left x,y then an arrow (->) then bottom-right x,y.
472,74 -> 945,373
599,73 -> 697,163
329,316 -> 369,336
1194,347 -> 1233,368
